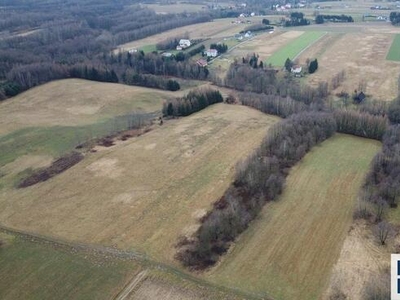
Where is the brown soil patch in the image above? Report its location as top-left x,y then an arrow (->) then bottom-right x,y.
86,158 -> 123,179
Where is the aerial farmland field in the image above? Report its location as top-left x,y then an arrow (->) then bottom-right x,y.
0,104 -> 279,266
387,34 -> 400,62
265,31 -> 326,66
205,134 -> 381,300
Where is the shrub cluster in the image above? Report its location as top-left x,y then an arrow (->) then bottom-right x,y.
175,112 -> 336,269
334,109 -> 388,140
162,89 -> 223,117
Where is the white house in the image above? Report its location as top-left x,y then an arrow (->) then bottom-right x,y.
291,66 -> 302,77
179,39 -> 191,48
205,49 -> 218,57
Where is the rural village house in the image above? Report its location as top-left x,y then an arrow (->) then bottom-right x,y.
205,49 -> 218,57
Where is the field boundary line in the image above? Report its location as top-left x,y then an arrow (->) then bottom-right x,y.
115,270 -> 149,300
293,31 -> 328,61
0,223 -> 269,300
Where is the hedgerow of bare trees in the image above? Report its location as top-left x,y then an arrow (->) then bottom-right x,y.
363,125 -> 400,209
162,89 -> 223,117
175,112 -> 336,269
238,92 -> 307,118
333,110 -> 388,140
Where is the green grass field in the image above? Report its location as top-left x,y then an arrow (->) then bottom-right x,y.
0,233 -> 138,300
140,44 -> 157,53
387,34 -> 400,62
266,31 -> 326,66
205,134 -> 381,300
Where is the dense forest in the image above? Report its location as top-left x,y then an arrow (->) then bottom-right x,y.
0,0 -> 213,99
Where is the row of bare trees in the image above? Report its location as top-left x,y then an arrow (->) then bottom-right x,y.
175,112 -> 337,269
162,89 -> 223,117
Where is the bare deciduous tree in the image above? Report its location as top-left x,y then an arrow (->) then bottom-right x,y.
374,221 -> 393,245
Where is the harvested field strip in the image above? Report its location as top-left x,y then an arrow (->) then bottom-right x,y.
387,34 -> 400,61
206,134 -> 381,300
266,31 -> 326,66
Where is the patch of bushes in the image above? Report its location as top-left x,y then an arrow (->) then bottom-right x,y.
162,88 -> 223,117
18,152 -> 84,188
175,112 -> 336,269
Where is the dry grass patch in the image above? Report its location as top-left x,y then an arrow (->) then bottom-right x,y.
204,134 -> 381,300
0,79 -> 176,136
299,31 -> 400,101
0,104 -> 279,266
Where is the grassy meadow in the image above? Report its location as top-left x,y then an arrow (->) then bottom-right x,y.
387,34 -> 400,61
0,233 -> 138,300
266,31 -> 326,66
0,104 -> 279,268
205,134 -> 381,300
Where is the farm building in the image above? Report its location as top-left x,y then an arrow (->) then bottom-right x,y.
291,66 -> 302,77
205,49 -> 218,57
179,39 -> 191,48
196,59 -> 208,67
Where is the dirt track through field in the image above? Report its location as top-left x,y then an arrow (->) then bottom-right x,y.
115,270 -> 149,300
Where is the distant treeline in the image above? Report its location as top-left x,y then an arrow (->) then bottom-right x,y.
124,72 -> 180,91
242,24 -> 274,33
315,14 -> 354,24
176,112 -> 337,269
390,12 -> 400,25
162,88 -> 223,117
285,12 -> 310,27
209,43 -> 228,54
0,0 -> 213,99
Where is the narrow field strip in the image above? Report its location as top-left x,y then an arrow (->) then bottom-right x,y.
386,34 -> 400,62
266,31 -> 326,66
206,134 -> 381,300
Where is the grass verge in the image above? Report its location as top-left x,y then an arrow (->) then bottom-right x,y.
266,31 -> 325,66
387,34 -> 400,62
